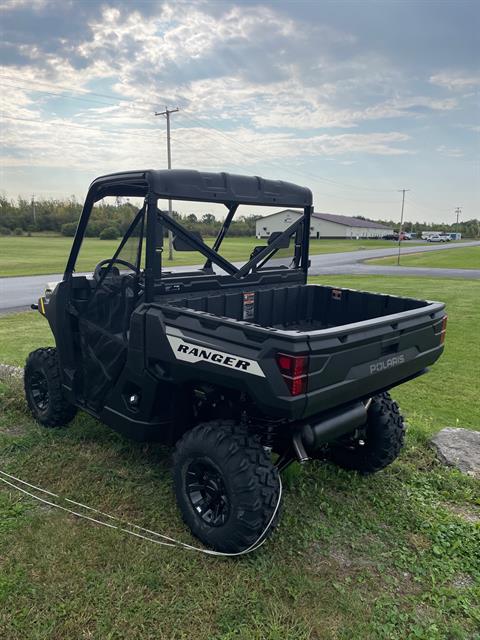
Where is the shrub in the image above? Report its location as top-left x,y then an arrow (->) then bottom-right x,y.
99,226 -> 120,240
61,222 -> 77,237
13,227 -> 23,236
85,222 -> 107,237
0,226 -> 12,235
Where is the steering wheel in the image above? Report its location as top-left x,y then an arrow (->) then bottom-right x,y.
93,258 -> 140,283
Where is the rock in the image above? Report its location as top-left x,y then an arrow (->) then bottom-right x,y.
431,428 -> 480,478
452,573 -> 475,589
0,363 -> 23,380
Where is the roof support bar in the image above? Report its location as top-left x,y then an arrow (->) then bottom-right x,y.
64,193 -> 95,280
145,193 -> 159,303
158,210 -> 240,276
301,205 -> 312,275
203,203 -> 238,270
233,218 -> 302,279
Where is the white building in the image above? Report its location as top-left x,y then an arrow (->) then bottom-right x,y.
256,209 -> 393,240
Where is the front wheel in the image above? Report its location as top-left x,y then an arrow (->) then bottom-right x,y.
172,421 -> 280,553
328,392 -> 405,474
24,347 -> 77,427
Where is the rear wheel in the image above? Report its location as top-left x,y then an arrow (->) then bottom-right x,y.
172,421 -> 280,553
24,347 -> 77,427
328,392 -> 405,474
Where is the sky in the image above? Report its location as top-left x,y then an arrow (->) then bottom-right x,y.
0,0 -> 479,223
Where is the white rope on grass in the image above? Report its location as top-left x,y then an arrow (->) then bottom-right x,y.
0,469 -> 282,557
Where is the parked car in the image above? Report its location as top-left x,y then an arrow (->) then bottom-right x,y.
427,234 -> 448,243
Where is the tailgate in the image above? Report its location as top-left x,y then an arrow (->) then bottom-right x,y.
303,301 -> 446,416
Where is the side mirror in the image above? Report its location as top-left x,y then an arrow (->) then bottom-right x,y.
268,231 -> 291,249
173,231 -> 203,251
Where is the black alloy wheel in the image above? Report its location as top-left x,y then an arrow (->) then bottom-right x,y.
173,420 -> 280,553
29,370 -> 49,412
186,459 -> 230,527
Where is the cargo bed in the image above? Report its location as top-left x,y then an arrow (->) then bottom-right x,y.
160,283 -> 433,332
152,283 -> 446,420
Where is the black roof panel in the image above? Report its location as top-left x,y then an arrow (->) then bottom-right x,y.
88,169 -> 312,207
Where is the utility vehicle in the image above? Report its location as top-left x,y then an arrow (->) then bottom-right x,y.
24,170 -> 447,553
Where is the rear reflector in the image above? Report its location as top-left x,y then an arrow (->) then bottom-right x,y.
276,352 -> 309,396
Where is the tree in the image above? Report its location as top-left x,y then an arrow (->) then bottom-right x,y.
186,213 -> 198,223
201,213 -> 216,225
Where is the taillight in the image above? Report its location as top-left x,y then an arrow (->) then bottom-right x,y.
439,315 -> 448,344
276,352 -> 309,396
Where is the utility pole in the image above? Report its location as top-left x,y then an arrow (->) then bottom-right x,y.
31,194 -> 36,226
397,189 -> 410,266
454,207 -> 462,233
155,106 -> 179,260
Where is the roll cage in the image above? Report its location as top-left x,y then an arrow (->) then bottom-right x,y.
65,169 -> 313,302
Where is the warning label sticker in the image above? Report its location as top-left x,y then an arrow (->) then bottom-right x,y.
243,291 -> 255,320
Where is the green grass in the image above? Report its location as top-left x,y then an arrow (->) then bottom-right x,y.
0,236 -> 427,277
0,275 -> 479,639
367,245 -> 480,269
0,311 -> 53,366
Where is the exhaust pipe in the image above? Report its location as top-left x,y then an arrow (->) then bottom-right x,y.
301,402 -> 367,452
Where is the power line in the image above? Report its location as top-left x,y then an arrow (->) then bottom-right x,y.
0,74 -> 165,111
169,134 -> 249,174
1,76 -> 401,197
0,79 -> 143,110
171,134 -> 397,209
180,110 -> 397,194
1,112 -> 400,212
0,113 -> 166,142
2,86 -> 450,217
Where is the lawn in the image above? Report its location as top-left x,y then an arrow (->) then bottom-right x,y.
0,235 -> 426,277
0,275 -> 479,640
367,245 -> 480,269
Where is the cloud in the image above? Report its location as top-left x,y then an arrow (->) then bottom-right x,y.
435,145 -> 464,158
0,106 -> 412,177
0,0 -> 476,210
429,71 -> 480,91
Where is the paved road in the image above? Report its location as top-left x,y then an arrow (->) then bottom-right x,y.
308,240 -> 480,278
1,240 -> 479,314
